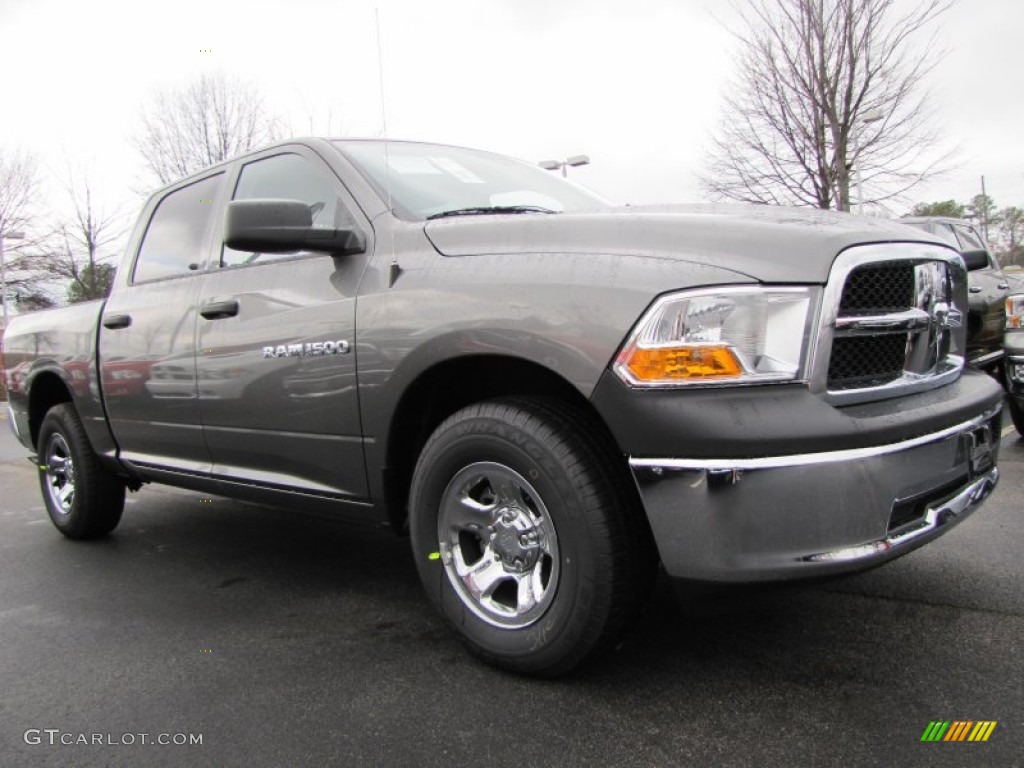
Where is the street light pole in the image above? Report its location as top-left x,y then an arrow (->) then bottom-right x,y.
539,154 -> 591,177
1,230 -> 26,328
854,110 -> 884,214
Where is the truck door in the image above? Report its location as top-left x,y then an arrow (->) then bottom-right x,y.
99,172 -> 226,472
195,148 -> 371,501
952,223 -> 1009,362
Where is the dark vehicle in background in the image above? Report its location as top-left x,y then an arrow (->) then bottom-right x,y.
1,139 -> 1006,675
901,216 -> 1023,436
901,217 -> 1010,372
1004,293 -> 1024,434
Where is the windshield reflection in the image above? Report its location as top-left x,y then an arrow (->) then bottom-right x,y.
335,140 -> 609,221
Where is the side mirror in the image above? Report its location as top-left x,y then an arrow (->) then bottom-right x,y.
961,249 -> 989,272
224,199 -> 365,255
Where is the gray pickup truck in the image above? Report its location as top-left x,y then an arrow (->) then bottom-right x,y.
2,139 -> 1004,675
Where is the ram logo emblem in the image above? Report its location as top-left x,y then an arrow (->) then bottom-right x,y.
262,340 -> 351,359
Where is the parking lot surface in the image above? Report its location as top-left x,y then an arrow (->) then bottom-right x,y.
1,406 -> 1021,767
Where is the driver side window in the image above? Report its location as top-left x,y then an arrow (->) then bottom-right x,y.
221,153 -> 355,268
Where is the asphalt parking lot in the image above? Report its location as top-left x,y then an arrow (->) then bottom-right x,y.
0,405 -> 1021,767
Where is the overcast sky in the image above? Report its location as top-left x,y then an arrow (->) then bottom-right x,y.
1,0 -> 1022,229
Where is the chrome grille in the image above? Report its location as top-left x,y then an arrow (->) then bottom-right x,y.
816,245 -> 967,405
828,335 -> 907,390
838,261 -> 916,314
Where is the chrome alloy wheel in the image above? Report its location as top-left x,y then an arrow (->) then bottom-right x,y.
438,462 -> 560,629
44,433 -> 76,516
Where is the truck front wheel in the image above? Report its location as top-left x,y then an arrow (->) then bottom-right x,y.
409,397 -> 654,676
37,404 -> 125,539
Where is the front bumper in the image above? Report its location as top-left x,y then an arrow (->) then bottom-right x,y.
630,406 -> 1001,582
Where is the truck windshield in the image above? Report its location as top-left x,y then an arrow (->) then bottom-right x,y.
335,140 -> 609,221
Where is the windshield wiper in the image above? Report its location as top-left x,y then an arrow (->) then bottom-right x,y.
426,205 -> 558,220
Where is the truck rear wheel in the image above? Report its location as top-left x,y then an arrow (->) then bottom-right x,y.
37,404 -> 125,539
409,397 -> 654,676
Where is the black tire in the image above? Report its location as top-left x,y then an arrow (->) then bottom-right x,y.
1009,397 -> 1024,437
409,397 -> 655,676
37,403 -> 125,539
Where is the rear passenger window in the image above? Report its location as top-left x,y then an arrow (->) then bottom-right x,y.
221,153 -> 355,268
133,174 -> 223,283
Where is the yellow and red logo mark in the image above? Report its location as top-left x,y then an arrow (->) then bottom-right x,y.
921,721 -> 997,742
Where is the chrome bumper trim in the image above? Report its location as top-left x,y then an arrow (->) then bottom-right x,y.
629,406 -> 1002,582
804,468 -> 998,563
629,405 -> 1001,472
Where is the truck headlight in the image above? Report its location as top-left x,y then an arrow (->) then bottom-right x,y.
1007,295 -> 1024,329
614,286 -> 817,387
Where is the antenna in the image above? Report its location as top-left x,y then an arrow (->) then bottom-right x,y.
375,8 -> 402,287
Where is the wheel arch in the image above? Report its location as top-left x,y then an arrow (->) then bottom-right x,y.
28,371 -> 74,450
381,354 -> 625,532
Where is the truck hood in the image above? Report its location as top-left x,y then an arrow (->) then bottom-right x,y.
423,203 -> 951,284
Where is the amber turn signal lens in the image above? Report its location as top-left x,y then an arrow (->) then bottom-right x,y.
624,345 -> 742,381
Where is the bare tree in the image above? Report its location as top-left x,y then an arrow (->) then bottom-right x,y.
0,149 -> 54,312
701,0 -> 953,211
135,73 -> 281,187
0,149 -> 37,236
34,171 -> 128,304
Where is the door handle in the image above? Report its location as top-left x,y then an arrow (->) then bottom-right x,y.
200,300 -> 240,320
997,282 -> 1009,290
969,286 -> 982,293
102,314 -> 132,329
